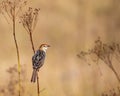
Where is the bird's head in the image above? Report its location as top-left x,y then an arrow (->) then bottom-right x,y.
39,44 -> 50,52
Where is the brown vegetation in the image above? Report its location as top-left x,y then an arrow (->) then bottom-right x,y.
20,7 -> 40,96
77,38 -> 120,83
0,0 -> 27,96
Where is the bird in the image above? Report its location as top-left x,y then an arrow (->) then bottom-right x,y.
31,44 -> 50,83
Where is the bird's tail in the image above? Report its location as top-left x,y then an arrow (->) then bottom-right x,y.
31,69 -> 37,83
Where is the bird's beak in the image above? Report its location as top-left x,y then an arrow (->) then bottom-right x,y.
47,45 -> 50,47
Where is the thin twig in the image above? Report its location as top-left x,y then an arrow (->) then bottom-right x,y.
30,33 -> 40,96
12,6 -> 21,96
30,31 -> 35,53
96,57 -> 103,76
1,12 -> 10,24
37,72 -> 40,96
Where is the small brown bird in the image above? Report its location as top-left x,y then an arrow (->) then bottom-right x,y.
31,44 -> 50,83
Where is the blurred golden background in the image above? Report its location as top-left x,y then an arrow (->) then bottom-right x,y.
0,0 -> 120,96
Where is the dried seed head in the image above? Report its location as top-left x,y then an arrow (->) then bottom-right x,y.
0,0 -> 27,20
20,7 -> 40,33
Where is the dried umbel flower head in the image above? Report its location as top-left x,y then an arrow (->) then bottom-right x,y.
0,0 -> 27,20
78,38 -> 120,66
20,7 -> 40,33
77,37 -> 120,82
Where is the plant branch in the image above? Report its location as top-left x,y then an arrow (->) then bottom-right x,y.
78,38 -> 120,83
37,72 -> 40,96
29,32 -> 40,96
13,7 -> 21,96
29,31 -> 35,53
20,7 -> 40,96
107,57 -> 120,82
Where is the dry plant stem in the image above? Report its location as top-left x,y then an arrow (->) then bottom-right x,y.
37,72 -> 40,96
111,66 -> 120,82
30,31 -> 35,53
29,32 -> 40,96
96,58 -> 103,76
108,59 -> 120,83
99,55 -> 120,83
20,7 -> 40,96
13,8 -> 21,96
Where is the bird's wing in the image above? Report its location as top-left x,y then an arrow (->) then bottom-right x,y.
32,50 -> 45,68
